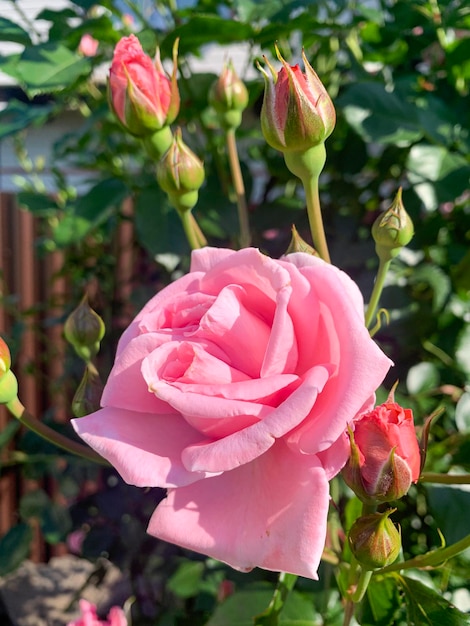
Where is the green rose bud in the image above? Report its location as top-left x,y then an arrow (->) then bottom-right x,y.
64,295 -> 105,362
209,60 -> 249,130
372,188 -> 414,263
348,509 -> 401,570
284,225 -> 319,256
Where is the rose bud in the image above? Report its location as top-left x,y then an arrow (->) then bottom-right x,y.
348,509 -> 401,570
372,188 -> 414,263
156,128 -> 205,214
108,34 -> 180,137
285,225 -> 319,256
209,60 -> 249,130
258,44 -> 336,153
64,295 -> 105,363
343,401 -> 421,504
78,33 -> 99,57
0,336 -> 11,377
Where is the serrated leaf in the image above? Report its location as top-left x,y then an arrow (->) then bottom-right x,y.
17,191 -> 60,217
0,100 -> 55,139
0,523 -> 33,576
361,575 -> 401,626
74,178 -> 129,220
427,484 -> 470,544
14,43 -> 91,96
398,574 -> 470,625
0,17 -> 32,45
410,264 -> 451,312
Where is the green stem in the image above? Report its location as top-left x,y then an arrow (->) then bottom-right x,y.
254,572 -> 298,626
179,210 -> 202,250
420,472 -> 470,485
142,126 -> 173,161
351,569 -> 373,603
6,397 -> 108,465
189,212 -> 207,248
283,145 -> 331,263
304,175 -> 331,263
379,531 -> 470,574
226,128 -> 250,248
364,258 -> 391,329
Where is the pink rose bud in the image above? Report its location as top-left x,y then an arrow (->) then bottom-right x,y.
258,45 -> 336,153
78,33 -> 99,57
209,60 -> 249,129
343,401 -> 421,504
64,295 -> 105,363
0,336 -> 11,377
67,599 -> 127,626
108,34 -> 180,136
372,188 -> 414,263
156,127 -> 205,213
348,509 -> 401,570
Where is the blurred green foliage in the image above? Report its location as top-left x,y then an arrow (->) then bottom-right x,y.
0,0 -> 469,624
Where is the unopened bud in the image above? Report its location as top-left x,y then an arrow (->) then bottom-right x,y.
348,509 -> 401,570
209,61 -> 249,130
285,225 -> 319,256
372,188 -> 414,262
0,370 -> 18,405
72,365 -> 104,418
64,295 -> 105,362
0,337 -> 11,377
156,128 -> 205,214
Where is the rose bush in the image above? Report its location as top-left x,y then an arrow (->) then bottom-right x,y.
73,247 -> 392,578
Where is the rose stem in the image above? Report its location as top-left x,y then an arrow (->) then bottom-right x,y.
180,210 -> 203,250
226,128 -> 251,248
364,258 -> 391,329
303,174 -> 331,263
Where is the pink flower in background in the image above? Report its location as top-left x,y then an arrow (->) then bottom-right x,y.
73,247 -> 392,578
78,34 -> 99,57
67,600 -> 127,626
108,34 -> 179,135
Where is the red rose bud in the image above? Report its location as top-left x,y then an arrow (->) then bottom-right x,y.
0,336 -> 11,377
343,402 -> 421,503
209,60 -> 249,130
64,295 -> 105,362
109,35 -> 180,136
348,509 -> 401,570
372,188 -> 414,263
156,128 -> 205,213
258,45 -> 336,153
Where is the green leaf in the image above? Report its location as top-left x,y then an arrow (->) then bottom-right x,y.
0,17 -> 32,45
406,145 -> 470,211
398,574 -> 470,625
19,489 -> 50,519
167,561 -> 205,598
409,264 -> 451,312
455,392 -> 470,433
0,100 -> 55,139
74,178 -> 129,221
406,362 -> 440,395
455,324 -> 470,382
41,504 -> 72,544
13,43 -> 91,96
0,419 -> 20,449
0,523 -> 33,576
338,82 -> 423,146
427,484 -> 470,544
361,575 -> 401,626
17,191 -> 60,217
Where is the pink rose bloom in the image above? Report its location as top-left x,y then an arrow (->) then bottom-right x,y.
67,600 -> 127,626
78,34 -> 99,57
73,248 -> 391,578
108,34 -> 179,135
343,402 -> 421,503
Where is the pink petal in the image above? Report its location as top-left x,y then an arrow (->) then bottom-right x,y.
181,364 -> 331,473
101,333 -> 177,414
72,407 -> 216,488
190,247 -> 237,273
260,282 -> 298,377
148,441 -> 330,578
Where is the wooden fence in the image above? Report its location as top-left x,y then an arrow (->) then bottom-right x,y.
0,193 -> 136,562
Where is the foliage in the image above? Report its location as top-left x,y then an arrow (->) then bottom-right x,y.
0,0 -> 469,624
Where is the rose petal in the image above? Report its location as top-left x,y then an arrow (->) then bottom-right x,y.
190,247 -> 237,273
181,364 -> 331,472
148,441 -> 329,578
72,407 -> 215,488
261,283 -> 298,377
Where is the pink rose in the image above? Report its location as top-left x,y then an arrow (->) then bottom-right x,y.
78,34 -> 99,57
108,34 -> 179,136
343,401 -> 421,503
73,248 -> 391,578
67,600 -> 127,626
